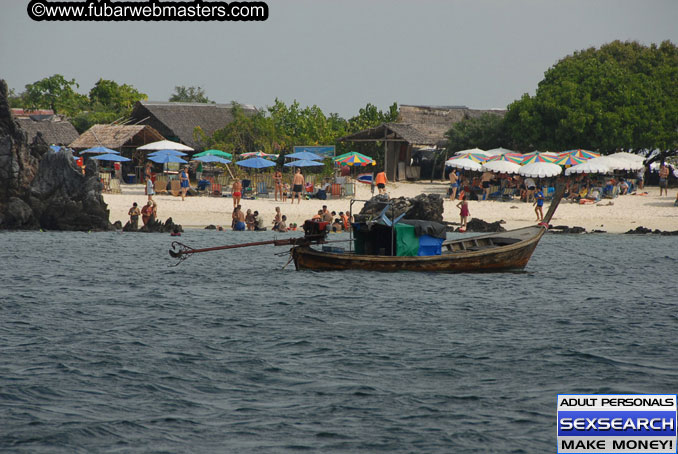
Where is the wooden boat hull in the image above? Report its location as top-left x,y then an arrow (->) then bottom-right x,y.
291,226 -> 546,273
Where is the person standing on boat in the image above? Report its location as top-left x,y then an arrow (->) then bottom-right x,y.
534,187 -> 545,222
291,168 -> 305,204
456,195 -> 470,232
375,170 -> 388,195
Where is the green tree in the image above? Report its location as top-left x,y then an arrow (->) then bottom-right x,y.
504,40 -> 678,158
89,78 -> 146,111
445,113 -> 508,153
169,85 -> 213,103
22,74 -> 88,115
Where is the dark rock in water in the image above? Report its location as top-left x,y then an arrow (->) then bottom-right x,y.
591,229 -> 607,234
356,193 -> 444,223
205,224 -> 217,230
549,225 -> 587,234
625,226 -> 653,234
123,217 -> 183,233
661,230 -> 678,236
112,220 -> 123,230
462,218 -> 506,233
0,79 -> 111,231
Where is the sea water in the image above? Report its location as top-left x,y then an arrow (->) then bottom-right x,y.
1,230 -> 677,453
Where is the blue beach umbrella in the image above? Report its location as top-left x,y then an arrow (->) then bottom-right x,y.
81,146 -> 119,155
194,155 -> 232,164
236,157 -> 276,169
286,151 -> 323,161
50,145 -> 62,152
148,154 -> 188,164
284,159 -> 324,167
91,153 -> 131,162
148,149 -> 187,157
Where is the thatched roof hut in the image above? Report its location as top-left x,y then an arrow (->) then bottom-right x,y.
130,101 -> 257,150
15,116 -> 79,146
69,124 -> 164,152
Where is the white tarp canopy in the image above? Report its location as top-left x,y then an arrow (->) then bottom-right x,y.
484,147 -> 514,156
137,140 -> 194,152
519,162 -> 562,178
608,152 -> 646,165
453,147 -> 490,156
481,160 -> 522,174
564,158 -> 613,175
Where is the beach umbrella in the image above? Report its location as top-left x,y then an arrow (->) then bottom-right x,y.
334,151 -> 371,161
589,156 -> 642,171
194,155 -> 231,164
552,154 -> 585,166
519,162 -> 562,178
564,159 -> 612,176
50,145 -> 62,152
241,151 -> 277,159
608,152 -> 645,164
148,149 -> 188,157
453,147 -> 489,156
484,147 -> 514,156
236,157 -> 276,169
91,153 -> 131,162
283,159 -> 324,167
521,154 -> 555,165
560,149 -> 600,160
148,154 -> 188,164
138,140 -> 194,152
193,149 -> 233,159
81,146 -> 119,155
335,152 -> 375,166
286,150 -> 323,161
481,160 -> 522,174
449,152 -> 488,164
445,157 -> 482,171
486,153 -> 524,164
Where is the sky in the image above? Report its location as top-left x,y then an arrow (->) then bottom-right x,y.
1,0 -> 677,118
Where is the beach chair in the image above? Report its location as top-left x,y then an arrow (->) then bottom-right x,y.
256,181 -> 269,198
330,183 -> 343,199
170,180 -> 181,197
343,182 -> 355,198
154,178 -> 166,195
211,182 -> 222,196
242,179 -> 253,197
501,187 -> 515,201
109,178 -> 122,194
99,173 -> 111,193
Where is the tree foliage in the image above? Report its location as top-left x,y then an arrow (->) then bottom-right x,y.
504,40 -> 678,155
169,85 -> 213,103
445,113 -> 508,153
21,74 -> 89,115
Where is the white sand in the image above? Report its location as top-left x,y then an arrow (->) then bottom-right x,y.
103,182 -> 678,233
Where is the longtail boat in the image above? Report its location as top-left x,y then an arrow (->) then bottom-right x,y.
170,185 -> 564,273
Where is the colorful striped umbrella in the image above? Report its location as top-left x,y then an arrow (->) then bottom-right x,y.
560,149 -> 600,160
553,154 -> 585,166
334,152 -> 375,166
449,152 -> 488,163
486,153 -> 524,164
241,151 -> 276,159
521,153 -> 557,165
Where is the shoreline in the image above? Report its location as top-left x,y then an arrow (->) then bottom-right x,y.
102,182 -> 678,234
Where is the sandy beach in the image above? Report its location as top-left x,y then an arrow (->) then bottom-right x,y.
102,181 -> 678,233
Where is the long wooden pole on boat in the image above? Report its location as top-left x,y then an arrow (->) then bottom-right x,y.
542,180 -> 566,225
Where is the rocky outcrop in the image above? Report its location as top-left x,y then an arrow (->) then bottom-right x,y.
549,225 -> 587,234
123,217 -> 183,233
0,79 -> 111,231
625,226 -> 678,235
462,218 -> 506,233
356,193 -> 444,223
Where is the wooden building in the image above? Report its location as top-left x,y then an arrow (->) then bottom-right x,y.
129,100 -> 257,151
69,124 -> 164,154
14,115 -> 79,146
340,105 -> 505,181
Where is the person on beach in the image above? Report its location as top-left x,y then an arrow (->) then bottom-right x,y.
524,177 -> 536,203
273,169 -> 283,201
312,210 -> 323,220
340,212 -> 350,231
179,166 -> 189,201
253,211 -> 266,231
291,169 -> 305,204
128,202 -> 140,229
282,182 -> 289,202
375,170 -> 388,195
141,200 -> 154,226
636,166 -> 645,190
659,164 -> 669,196
233,205 -> 246,231
448,170 -> 459,200
231,179 -> 242,208
273,206 -> 283,229
534,187 -> 544,222
273,215 -> 288,232
321,205 -> 333,223
245,209 -> 255,231
456,195 -> 470,231
481,171 -> 493,201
